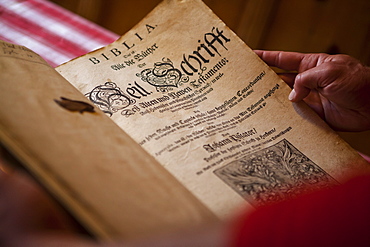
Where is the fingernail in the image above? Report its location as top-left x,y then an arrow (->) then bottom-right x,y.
288,89 -> 296,101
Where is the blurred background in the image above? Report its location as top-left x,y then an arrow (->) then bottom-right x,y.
49,0 -> 370,155
50,0 -> 370,64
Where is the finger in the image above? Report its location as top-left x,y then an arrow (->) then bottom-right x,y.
289,64 -> 339,102
288,73 -> 317,102
254,50 -> 307,71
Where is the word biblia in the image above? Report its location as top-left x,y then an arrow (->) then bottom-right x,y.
88,27 -> 231,78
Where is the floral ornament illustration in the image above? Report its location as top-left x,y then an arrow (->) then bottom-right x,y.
214,139 -> 337,207
85,81 -> 135,117
136,58 -> 190,92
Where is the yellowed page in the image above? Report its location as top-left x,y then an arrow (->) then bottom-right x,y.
57,0 -> 370,218
0,40 -> 217,240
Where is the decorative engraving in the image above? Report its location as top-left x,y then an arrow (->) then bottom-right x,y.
136,58 -> 190,92
85,82 -> 135,117
214,139 -> 337,206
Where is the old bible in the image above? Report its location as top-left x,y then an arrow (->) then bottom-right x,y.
0,0 -> 369,241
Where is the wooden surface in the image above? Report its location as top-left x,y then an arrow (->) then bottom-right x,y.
51,0 -> 370,63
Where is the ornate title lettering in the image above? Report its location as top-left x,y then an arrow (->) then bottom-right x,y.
85,82 -> 136,116
136,58 -> 189,92
180,27 -> 230,76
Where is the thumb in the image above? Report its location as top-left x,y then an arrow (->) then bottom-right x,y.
288,71 -> 316,102
288,63 -> 339,102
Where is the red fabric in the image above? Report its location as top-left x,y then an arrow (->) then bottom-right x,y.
232,174 -> 370,247
0,0 -> 119,67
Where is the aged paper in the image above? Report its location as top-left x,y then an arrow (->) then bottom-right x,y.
57,0 -> 369,218
0,40 -> 217,240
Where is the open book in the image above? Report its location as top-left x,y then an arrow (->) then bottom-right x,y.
0,0 -> 369,241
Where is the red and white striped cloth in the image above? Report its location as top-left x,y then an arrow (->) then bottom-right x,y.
0,0 -> 119,67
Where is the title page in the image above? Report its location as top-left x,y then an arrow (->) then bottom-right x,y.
58,0 -> 369,218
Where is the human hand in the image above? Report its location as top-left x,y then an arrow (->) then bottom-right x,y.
255,50 -> 370,132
